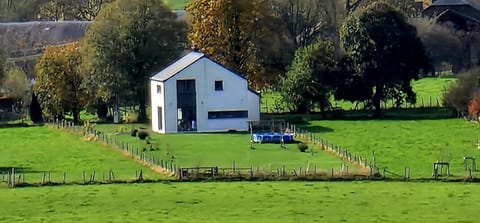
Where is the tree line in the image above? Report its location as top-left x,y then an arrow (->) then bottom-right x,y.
0,0 -> 476,123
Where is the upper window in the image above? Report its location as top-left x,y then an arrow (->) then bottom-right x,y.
157,85 -> 162,94
215,80 -> 223,91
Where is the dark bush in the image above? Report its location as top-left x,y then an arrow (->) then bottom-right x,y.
130,129 -> 138,137
96,102 -> 108,119
138,131 -> 149,140
297,143 -> 308,152
29,92 -> 43,123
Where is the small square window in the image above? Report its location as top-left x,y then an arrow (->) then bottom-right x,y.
215,80 -> 223,91
157,85 -> 162,94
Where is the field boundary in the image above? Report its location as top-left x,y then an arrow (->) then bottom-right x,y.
46,120 -> 178,177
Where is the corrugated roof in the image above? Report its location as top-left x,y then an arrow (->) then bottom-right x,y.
430,0 -> 480,11
150,51 -> 205,82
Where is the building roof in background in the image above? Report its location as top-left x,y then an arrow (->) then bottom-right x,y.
0,21 -> 91,52
428,0 -> 480,11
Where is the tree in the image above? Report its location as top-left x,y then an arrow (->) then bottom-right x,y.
35,42 -> 91,123
2,67 -> 31,120
0,0 -> 47,21
272,0 -> 338,49
83,0 -> 186,121
468,90 -> 480,118
339,2 -> 430,116
38,0 -> 113,21
444,69 -> 480,116
2,67 -> 30,100
280,39 -> 336,113
410,18 -> 463,74
186,0 -> 283,88
344,0 -> 417,17
29,91 -> 44,123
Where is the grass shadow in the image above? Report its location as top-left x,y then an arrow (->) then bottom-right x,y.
0,123 -> 44,129
0,166 -> 44,173
263,107 -> 457,123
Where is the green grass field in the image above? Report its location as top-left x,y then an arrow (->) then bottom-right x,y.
0,126 -> 162,183
0,181 -> 478,222
93,124 -> 347,172
164,0 -> 190,9
302,119 -> 480,178
262,77 -> 456,113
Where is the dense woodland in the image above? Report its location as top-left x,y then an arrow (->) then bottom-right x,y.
0,0 -> 479,123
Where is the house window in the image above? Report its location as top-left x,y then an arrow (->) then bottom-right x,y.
157,85 -> 162,94
214,80 -> 223,91
208,110 -> 248,119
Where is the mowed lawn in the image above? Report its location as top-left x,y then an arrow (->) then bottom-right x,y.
94,125 -> 346,172
0,126 -> 161,183
164,0 -> 189,9
0,181 -> 478,222
303,119 -> 480,178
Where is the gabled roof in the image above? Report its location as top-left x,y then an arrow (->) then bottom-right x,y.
150,51 -> 260,97
427,0 -> 480,11
150,51 -> 205,82
436,8 -> 480,24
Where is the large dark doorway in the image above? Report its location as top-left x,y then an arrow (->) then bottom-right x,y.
177,80 -> 197,131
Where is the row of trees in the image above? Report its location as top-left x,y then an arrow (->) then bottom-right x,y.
281,2 -> 429,115
32,0 -> 185,123
1,0 -> 470,123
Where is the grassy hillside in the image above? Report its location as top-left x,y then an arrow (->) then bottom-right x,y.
302,118 -> 480,177
0,182 -> 478,222
0,126 -> 161,182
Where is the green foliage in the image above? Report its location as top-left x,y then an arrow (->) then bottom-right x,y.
130,129 -> 138,137
38,0 -> 113,21
271,0 -> 337,49
137,131 -> 149,140
186,0 -> 285,88
83,0 -> 186,121
297,143 -> 308,152
34,42 -> 91,123
339,2 -> 430,116
280,39 -> 336,113
2,67 -> 30,100
0,0 -> 46,22
29,91 -> 44,123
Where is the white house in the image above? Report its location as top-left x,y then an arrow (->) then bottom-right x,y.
150,51 -> 260,133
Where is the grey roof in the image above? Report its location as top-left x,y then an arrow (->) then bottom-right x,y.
150,51 -> 205,82
0,21 -> 91,51
429,0 -> 480,11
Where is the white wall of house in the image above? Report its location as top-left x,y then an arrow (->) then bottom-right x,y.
151,54 -> 260,133
150,80 -> 165,133
248,90 -> 261,122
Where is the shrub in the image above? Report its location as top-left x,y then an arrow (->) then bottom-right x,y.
297,143 -> 308,152
29,92 -> 43,123
96,102 -> 108,119
130,129 -> 138,137
138,131 -> 149,140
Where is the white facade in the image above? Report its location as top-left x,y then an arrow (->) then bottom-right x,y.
150,51 -> 260,133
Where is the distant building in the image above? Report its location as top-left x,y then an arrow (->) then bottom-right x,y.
150,51 -> 260,133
